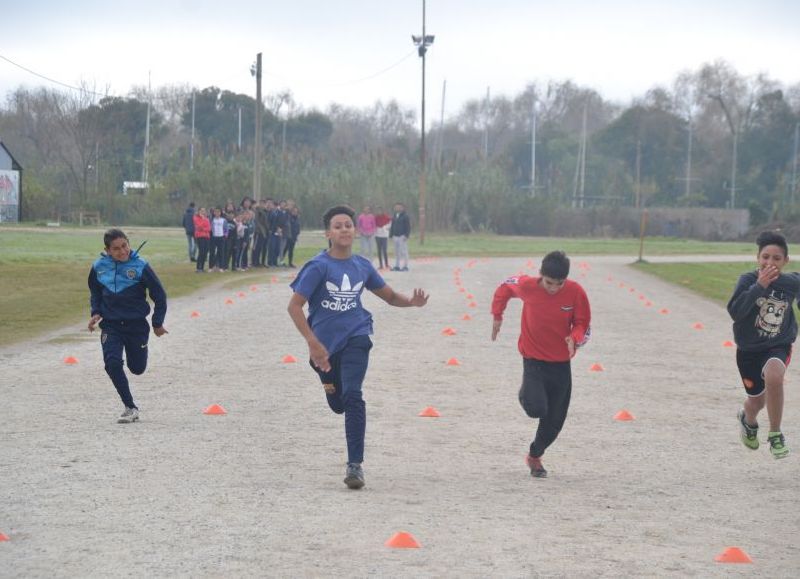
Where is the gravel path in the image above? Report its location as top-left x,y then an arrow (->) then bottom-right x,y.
1,255 -> 797,577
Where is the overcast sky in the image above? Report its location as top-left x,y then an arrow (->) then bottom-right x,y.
1,0 -> 798,118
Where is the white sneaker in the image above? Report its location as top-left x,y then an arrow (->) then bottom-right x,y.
117,407 -> 139,424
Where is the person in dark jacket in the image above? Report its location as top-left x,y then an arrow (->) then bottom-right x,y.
182,202 -> 196,262
283,205 -> 301,267
728,231 -> 799,459
88,229 -> 168,424
388,202 -> 411,271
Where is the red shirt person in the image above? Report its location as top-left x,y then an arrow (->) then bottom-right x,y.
491,251 -> 591,478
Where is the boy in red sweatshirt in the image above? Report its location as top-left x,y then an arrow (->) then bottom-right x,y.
491,251 -> 591,478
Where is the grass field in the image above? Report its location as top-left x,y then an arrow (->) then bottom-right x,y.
632,261 -> 752,305
0,225 -> 754,346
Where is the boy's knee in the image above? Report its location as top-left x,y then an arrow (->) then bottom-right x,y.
128,362 -> 147,375
104,359 -> 124,375
518,393 -> 546,418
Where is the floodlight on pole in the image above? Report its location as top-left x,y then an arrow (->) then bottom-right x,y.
412,0 -> 434,244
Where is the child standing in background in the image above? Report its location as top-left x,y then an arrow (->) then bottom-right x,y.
193,207 -> 211,273
374,206 -> 391,270
209,207 -> 226,272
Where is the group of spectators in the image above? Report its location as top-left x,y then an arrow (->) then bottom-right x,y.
181,197 -> 301,272
355,203 -> 411,271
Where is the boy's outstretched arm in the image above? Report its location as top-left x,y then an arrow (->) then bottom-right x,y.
287,292 -> 331,372
371,285 -> 429,308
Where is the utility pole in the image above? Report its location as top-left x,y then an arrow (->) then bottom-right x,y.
252,53 -> 263,202
483,86 -> 490,159
412,0 -> 434,244
142,72 -> 151,184
792,122 -> 799,206
730,130 -> 738,208
635,139 -> 642,209
190,91 -> 195,170
238,107 -> 242,152
530,97 -> 537,197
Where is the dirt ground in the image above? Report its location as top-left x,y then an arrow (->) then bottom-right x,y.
1,254 -> 798,578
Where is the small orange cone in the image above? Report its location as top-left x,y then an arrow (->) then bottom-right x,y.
589,363 -> 604,372
271,276 -> 278,283
458,287 -> 466,292
441,327 -> 456,336
237,292 -> 246,298
462,314 -> 472,321
203,404 -> 227,415
0,532 -> 9,541
645,301 -> 652,307
418,406 -> 441,417
614,409 -> 635,421
466,293 -> 474,299
714,547 -> 752,563
250,285 -> 258,291
225,298 -> 234,305
693,322 -> 704,330
446,357 -> 461,366
629,287 -> 635,293
385,531 -> 421,549
723,340 -> 734,347
660,308 -> 670,314
190,311 -> 201,318
282,354 -> 297,363
468,301 -> 477,308
64,356 -> 78,365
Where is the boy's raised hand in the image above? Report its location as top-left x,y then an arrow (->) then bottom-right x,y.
757,264 -> 780,288
409,288 -> 429,307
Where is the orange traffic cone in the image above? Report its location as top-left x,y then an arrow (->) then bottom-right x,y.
458,287 -> 466,292
64,356 -> 78,365
589,363 -> 604,372
659,308 -> 670,314
271,276 -> 278,283
722,340 -> 734,347
614,409 -> 635,421
0,532 -> 9,541
282,354 -> 297,363
190,311 -> 201,318
462,314 -> 472,321
714,547 -> 752,563
418,406 -> 441,417
237,292 -> 246,298
645,301 -> 652,307
468,302 -> 477,308
466,293 -> 474,299
441,327 -> 456,336
693,322 -> 704,330
203,404 -> 227,415
225,298 -> 234,305
385,531 -> 421,549
446,357 -> 461,366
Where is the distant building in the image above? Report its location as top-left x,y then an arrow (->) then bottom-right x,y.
0,141 -> 23,223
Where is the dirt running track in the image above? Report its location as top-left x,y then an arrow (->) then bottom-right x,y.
1,255 -> 798,577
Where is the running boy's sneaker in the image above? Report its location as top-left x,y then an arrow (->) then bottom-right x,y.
767,432 -> 789,459
344,463 -> 365,489
737,409 -> 759,450
525,454 -> 548,478
117,407 -> 139,424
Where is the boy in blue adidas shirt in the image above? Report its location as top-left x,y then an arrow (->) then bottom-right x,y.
288,205 -> 429,489
88,229 -> 168,424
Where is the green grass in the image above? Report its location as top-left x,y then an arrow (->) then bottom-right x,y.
0,225 -> 753,346
632,261 -> 752,304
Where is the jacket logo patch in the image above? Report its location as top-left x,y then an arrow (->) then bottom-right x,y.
504,277 -> 519,285
126,269 -> 137,279
560,305 -> 573,311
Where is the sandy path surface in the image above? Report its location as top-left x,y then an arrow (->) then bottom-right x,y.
1,255 -> 798,577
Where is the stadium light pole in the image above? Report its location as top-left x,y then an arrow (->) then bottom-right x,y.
412,0 -> 434,244
251,53 -> 263,202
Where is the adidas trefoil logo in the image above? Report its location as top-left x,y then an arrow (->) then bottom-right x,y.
322,274 -> 363,312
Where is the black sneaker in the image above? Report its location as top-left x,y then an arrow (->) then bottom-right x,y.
526,454 -> 547,478
344,463 -> 365,489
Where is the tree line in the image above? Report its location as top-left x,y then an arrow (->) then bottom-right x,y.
1,59 -> 798,234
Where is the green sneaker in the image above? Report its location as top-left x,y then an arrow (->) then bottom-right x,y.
768,432 -> 789,459
737,410 -> 759,450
